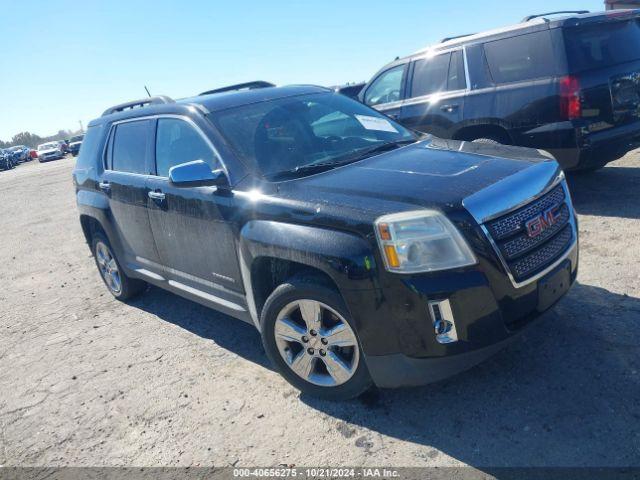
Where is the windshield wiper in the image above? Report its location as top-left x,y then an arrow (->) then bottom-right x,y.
266,139 -> 417,180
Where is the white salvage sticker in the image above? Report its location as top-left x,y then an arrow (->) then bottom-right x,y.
355,115 -> 398,133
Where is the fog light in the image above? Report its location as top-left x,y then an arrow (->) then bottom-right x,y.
428,299 -> 458,344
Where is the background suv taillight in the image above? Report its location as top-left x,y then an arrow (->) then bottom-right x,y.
560,75 -> 582,120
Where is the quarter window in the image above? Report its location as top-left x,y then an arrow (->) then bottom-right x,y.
155,118 -> 219,177
111,120 -> 150,174
364,65 -> 406,106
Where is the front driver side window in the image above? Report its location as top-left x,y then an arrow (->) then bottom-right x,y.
155,118 -> 220,177
364,65 -> 405,107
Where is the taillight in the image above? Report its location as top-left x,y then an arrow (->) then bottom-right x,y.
560,75 -> 581,120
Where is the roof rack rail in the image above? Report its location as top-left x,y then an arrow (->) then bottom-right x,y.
199,81 -> 275,96
522,10 -> 589,22
440,33 -> 475,43
102,96 -> 174,117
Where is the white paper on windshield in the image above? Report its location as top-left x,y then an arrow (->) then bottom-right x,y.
355,115 -> 398,133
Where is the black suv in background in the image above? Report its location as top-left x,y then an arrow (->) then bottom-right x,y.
360,9 -> 640,171
68,134 -> 84,156
73,84 -> 578,399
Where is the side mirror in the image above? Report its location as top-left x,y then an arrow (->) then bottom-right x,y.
168,160 -> 228,188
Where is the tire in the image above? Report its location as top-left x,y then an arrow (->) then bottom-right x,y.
91,231 -> 147,301
260,277 -> 372,400
472,137 -> 501,145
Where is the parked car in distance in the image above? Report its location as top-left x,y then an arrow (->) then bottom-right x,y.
332,82 -> 366,99
68,134 -> 84,156
37,142 -> 64,162
7,145 -> 30,163
59,140 -> 70,154
0,149 -> 14,170
73,85 -> 578,400
360,9 -> 640,171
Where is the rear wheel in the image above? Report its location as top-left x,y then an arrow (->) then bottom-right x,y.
261,278 -> 372,400
91,232 -> 146,300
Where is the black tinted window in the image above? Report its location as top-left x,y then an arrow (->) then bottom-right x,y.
364,65 -> 405,106
448,50 -> 466,90
565,19 -> 640,72
75,125 -> 102,170
111,121 -> 150,174
155,119 -> 218,177
411,53 -> 450,97
484,31 -> 556,83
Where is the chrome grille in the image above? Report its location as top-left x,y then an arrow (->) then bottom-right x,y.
487,186 -> 565,240
484,184 -> 574,284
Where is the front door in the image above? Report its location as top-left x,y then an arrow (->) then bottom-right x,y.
102,119 -> 160,267
145,117 -> 244,303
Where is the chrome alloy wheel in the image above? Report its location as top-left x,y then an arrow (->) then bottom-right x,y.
274,300 -> 360,387
95,241 -> 122,295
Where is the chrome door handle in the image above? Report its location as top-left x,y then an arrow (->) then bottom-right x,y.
148,191 -> 166,201
440,104 -> 459,113
98,181 -> 111,191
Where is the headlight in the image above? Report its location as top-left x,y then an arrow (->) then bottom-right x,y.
375,210 -> 477,273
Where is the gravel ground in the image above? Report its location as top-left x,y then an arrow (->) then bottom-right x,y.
0,153 -> 639,468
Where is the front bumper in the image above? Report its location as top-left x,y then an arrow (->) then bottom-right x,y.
360,243 -> 577,388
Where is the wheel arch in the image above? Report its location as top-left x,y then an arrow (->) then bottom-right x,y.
238,220 -> 378,327
452,122 -> 513,144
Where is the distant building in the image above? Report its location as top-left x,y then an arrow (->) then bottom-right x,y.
605,0 -> 640,9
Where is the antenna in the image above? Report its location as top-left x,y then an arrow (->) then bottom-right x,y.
144,86 -> 152,98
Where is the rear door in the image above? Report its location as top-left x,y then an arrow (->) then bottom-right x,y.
362,63 -> 409,120
101,119 -> 161,268
145,116 -> 245,307
400,49 -> 467,137
563,16 -> 640,129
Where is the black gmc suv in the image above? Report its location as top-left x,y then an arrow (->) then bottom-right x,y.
360,9 -> 640,171
73,85 -> 578,400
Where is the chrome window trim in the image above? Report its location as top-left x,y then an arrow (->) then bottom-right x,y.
101,114 -> 229,178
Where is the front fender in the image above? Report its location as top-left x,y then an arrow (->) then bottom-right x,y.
239,220 -> 378,291
237,220 -> 379,332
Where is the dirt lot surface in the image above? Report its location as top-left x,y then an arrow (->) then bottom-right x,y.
1,154 -> 639,468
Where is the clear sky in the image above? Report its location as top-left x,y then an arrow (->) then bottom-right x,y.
1,0 -> 605,141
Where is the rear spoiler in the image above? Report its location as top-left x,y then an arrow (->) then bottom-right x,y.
199,81 -> 275,96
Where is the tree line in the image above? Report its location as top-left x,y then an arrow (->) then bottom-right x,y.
0,129 -> 83,150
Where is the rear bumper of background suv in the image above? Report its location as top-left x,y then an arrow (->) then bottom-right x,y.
528,119 -> 640,170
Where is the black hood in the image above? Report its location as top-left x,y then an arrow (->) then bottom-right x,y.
278,138 -> 557,218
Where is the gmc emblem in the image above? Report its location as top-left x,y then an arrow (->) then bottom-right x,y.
525,208 -> 557,238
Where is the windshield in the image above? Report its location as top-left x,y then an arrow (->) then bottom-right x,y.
209,92 -> 416,179
38,143 -> 58,150
565,19 -> 640,72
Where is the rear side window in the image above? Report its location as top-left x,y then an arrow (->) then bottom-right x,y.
75,125 -> 103,170
564,19 -> 640,72
411,53 -> 450,98
155,118 -> 220,177
364,65 -> 406,106
410,50 -> 467,98
110,120 -> 150,174
483,31 -> 556,83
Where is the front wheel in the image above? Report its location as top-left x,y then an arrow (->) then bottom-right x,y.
261,278 -> 372,400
